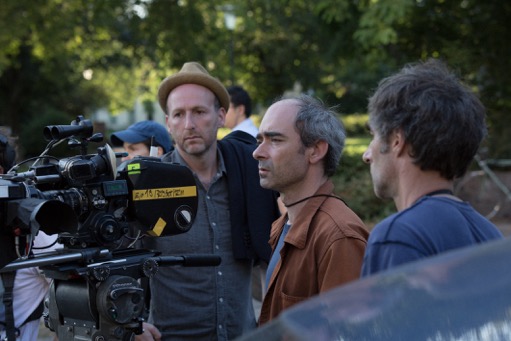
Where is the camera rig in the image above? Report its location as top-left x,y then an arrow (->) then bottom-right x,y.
0,116 -> 220,340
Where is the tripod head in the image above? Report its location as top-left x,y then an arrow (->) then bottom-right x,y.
1,248 -> 221,340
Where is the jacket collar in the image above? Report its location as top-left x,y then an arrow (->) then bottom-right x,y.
269,180 -> 335,250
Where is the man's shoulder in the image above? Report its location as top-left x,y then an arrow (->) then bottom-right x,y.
161,149 -> 177,163
314,198 -> 369,240
218,131 -> 257,159
369,204 -> 433,243
220,130 -> 256,146
319,195 -> 362,222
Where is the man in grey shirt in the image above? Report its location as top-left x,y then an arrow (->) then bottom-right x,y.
136,62 -> 280,340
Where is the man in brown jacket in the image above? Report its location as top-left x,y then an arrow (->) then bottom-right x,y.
253,94 -> 369,324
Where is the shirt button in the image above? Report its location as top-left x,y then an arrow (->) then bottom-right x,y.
218,325 -> 223,329
218,271 -> 222,276
215,245 -> 219,249
212,222 -> 217,226
207,195 -> 211,200
219,298 -> 224,303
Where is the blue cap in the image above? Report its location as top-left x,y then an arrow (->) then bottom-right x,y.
110,121 -> 172,153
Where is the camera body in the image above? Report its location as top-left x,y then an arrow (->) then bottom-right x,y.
0,116 -> 203,340
0,116 -> 197,266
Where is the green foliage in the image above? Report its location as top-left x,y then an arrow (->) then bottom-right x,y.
19,108 -> 73,158
354,0 -> 413,48
0,0 -> 510,206
341,113 -> 368,136
0,0 -> 151,146
313,0 -> 354,23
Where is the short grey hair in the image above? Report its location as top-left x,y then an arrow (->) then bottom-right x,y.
287,94 -> 346,177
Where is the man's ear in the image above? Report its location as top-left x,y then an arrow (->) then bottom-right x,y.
309,140 -> 328,165
219,107 -> 227,128
391,129 -> 407,156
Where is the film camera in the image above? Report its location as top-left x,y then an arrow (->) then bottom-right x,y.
0,116 -> 219,340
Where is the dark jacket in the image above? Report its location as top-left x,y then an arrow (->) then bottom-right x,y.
218,130 -> 280,263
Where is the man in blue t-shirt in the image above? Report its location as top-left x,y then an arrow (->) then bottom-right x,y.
361,59 -> 503,276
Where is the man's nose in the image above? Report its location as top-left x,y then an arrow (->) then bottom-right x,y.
184,112 -> 195,129
362,149 -> 371,164
253,143 -> 265,160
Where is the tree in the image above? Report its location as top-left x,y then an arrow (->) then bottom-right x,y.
0,0 -> 149,156
1,0 -> 510,158
319,0 -> 511,155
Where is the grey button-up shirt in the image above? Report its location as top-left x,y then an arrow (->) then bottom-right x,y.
143,149 -> 256,340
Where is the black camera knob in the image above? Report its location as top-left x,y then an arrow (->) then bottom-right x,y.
141,258 -> 158,278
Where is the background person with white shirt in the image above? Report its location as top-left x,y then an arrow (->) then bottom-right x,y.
226,85 -> 258,138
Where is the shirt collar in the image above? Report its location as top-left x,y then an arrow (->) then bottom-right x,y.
167,148 -> 227,177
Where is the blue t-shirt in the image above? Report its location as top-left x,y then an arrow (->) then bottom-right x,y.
361,196 -> 503,276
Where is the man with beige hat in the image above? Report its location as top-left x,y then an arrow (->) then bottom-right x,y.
136,62 -> 280,340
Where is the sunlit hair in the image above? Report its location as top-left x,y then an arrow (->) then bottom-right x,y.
281,94 -> 346,177
368,59 -> 487,180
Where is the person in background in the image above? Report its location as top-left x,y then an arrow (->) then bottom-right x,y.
110,120 -> 172,161
0,129 -> 59,340
226,85 -> 258,138
361,59 -> 503,277
253,94 -> 369,325
136,62 -> 280,340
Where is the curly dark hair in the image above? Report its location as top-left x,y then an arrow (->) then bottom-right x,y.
368,59 -> 487,180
